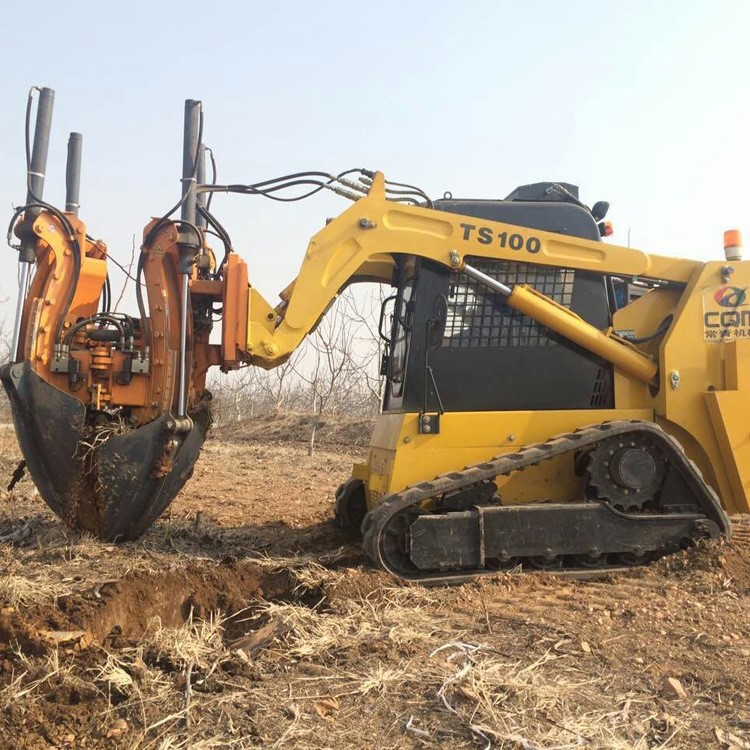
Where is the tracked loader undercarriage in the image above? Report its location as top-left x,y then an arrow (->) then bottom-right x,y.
359,421 -> 727,583
3,89 -> 748,583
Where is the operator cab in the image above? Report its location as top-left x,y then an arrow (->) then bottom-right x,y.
380,182 -> 617,416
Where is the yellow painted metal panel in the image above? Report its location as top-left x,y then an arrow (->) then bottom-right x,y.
361,409 -> 653,509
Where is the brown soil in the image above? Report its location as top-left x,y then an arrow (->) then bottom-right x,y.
1,420 -> 750,749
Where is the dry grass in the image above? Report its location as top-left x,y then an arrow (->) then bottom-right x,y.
0,562 -> 62,608
0,647 -> 77,709
1,430 -> 749,749
1,537 -> 748,749
146,611 -> 227,670
232,573 -> 691,749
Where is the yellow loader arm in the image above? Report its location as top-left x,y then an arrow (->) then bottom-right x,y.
247,171 -> 675,382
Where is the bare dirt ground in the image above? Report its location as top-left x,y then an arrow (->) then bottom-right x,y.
1,418 -> 750,750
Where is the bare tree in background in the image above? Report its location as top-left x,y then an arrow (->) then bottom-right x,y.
296,290 -> 380,455
113,234 -> 137,312
257,348 -> 303,414
210,366 -> 261,423
208,349 -> 308,424
205,286 -> 385,439
341,287 -> 387,411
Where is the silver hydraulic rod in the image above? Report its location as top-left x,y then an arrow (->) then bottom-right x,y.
10,262 -> 31,362
176,99 -> 201,420
177,273 -> 190,417
462,262 -> 513,297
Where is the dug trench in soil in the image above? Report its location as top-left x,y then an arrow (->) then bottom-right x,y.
0,558 -> 336,749
1,560 -> 323,650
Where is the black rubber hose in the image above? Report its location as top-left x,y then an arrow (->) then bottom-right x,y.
623,316 -> 673,344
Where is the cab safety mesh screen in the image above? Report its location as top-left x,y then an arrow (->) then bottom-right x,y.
442,259 -> 575,348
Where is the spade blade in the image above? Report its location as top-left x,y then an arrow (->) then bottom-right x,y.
1,362 -> 208,541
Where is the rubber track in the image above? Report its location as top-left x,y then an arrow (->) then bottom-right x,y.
730,515 -> 750,546
361,420 -> 731,583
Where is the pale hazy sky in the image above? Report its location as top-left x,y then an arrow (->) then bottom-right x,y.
1,0 -> 749,323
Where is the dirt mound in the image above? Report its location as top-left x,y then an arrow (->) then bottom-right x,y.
216,411 -> 375,448
643,519 -> 750,593
0,607 -> 49,657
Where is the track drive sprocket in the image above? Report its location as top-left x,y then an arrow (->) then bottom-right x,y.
585,434 -> 668,512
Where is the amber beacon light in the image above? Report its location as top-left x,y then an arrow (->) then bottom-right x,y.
724,229 -> 744,261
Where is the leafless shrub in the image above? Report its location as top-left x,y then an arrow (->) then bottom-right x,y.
208,287 -> 385,452
297,305 -> 363,455
259,349 -> 305,416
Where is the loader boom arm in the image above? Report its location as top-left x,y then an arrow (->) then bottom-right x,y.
246,172 -> 688,382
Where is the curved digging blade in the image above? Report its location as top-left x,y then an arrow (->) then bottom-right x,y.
1,362 -> 209,541
93,412 -> 209,540
1,362 -> 87,520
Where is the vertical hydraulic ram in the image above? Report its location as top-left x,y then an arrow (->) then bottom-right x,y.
11,87 -> 55,362
177,99 -> 202,420
65,132 -> 83,216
